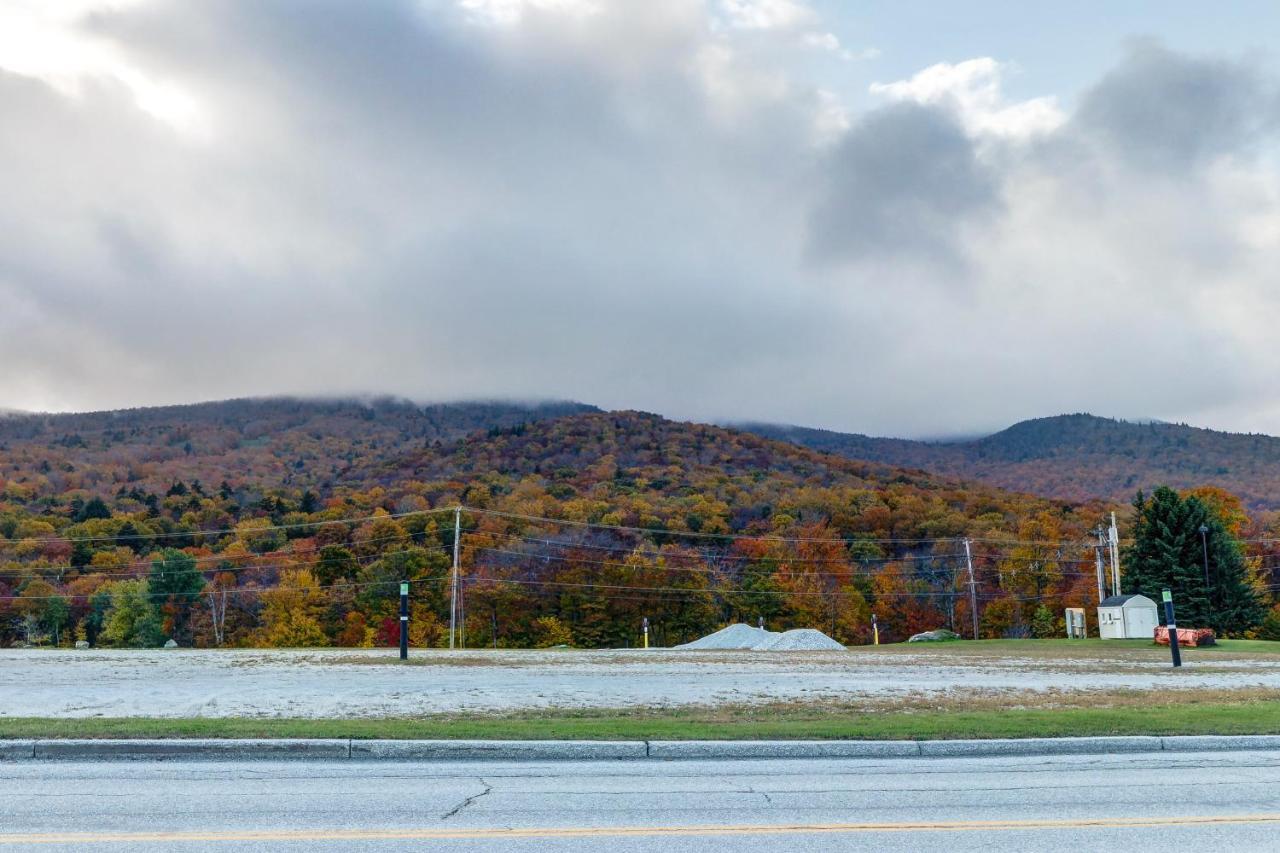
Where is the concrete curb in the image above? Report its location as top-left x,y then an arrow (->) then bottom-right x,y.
1160,735 -> 1280,752
349,740 -> 646,762
0,740 -> 35,761
917,736 -> 1163,757
31,738 -> 349,761
648,740 -> 920,760
3,736 -> 1278,762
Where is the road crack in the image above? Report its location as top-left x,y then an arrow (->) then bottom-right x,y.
441,777 -> 493,820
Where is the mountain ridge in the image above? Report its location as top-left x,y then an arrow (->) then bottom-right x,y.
740,413 -> 1280,510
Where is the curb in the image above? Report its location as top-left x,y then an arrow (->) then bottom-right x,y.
647,740 -> 920,760
348,740 -> 646,762
3,736 -> 1280,762
31,739 -> 348,761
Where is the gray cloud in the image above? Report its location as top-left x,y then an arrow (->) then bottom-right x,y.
808,102 -> 998,267
2,4 -> 1280,438
1073,40 -> 1279,171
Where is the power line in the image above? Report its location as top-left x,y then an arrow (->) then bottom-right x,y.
464,506 -> 1099,547
11,508 -> 456,545
466,544 -> 966,580
462,530 -> 968,564
4,503 -> 1150,551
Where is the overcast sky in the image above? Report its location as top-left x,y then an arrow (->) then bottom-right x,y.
2,0 -> 1279,438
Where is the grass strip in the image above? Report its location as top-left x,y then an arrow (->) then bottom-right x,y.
5,699 -> 1280,741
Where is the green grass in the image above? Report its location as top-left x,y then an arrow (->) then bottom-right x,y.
6,699 -> 1280,741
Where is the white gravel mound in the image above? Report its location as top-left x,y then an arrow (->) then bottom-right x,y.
752,628 -> 846,651
675,624 -> 845,651
675,623 -> 775,650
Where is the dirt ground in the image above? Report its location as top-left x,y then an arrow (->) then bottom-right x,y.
4,642 -> 1280,719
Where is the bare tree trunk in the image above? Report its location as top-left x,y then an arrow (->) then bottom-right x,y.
207,588 -> 227,646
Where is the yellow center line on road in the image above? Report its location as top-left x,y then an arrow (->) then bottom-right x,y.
5,814 -> 1280,844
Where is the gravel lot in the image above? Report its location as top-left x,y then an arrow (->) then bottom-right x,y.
4,647 -> 1280,718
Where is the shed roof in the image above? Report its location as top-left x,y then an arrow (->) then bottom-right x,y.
1099,594 -> 1156,608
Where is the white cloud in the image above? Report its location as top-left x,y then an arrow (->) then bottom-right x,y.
870,57 -> 1064,140
457,0 -> 600,26
0,0 -> 204,134
801,31 -> 839,52
720,0 -> 813,31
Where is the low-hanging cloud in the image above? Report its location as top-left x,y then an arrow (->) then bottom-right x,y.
1,1 -> 1280,438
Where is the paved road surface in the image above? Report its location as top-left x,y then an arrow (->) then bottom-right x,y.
5,750 -> 1280,851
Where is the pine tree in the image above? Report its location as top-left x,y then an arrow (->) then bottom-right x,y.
148,548 -> 206,644
75,496 -> 112,522
1122,487 -> 1264,635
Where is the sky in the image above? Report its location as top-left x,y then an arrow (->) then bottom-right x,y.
2,0 -> 1279,439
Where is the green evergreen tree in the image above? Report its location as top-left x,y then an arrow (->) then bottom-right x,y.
1122,487 -> 1264,635
148,548 -> 206,644
1030,604 -> 1056,638
70,539 -> 93,568
75,496 -> 112,522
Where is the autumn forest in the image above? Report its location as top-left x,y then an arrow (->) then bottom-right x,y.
3,398 -> 1279,649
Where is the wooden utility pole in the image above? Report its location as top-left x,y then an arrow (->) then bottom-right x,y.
964,539 -> 979,640
450,506 -> 461,650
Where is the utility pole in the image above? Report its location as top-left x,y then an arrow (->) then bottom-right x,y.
1108,512 -> 1121,596
1094,526 -> 1107,602
450,506 -> 461,650
964,538 -> 979,641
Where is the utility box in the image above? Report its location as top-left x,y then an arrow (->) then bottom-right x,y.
1064,607 -> 1087,638
1097,594 -> 1159,639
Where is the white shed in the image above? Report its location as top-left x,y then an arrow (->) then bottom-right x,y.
1097,594 -> 1159,640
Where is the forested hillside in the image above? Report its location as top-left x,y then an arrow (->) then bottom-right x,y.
2,402 -> 1276,650
0,397 -> 597,500
744,414 -> 1280,511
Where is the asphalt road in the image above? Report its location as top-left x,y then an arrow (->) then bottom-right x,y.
5,750 -> 1280,851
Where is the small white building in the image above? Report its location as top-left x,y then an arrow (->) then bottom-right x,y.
1097,594 -> 1159,640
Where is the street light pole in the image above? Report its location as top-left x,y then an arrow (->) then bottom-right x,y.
1199,523 -> 1210,589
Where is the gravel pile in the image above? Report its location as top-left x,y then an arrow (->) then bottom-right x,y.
753,628 -> 846,651
675,624 -> 845,651
675,623 -> 774,650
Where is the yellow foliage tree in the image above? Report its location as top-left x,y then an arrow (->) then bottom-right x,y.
255,569 -> 329,647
